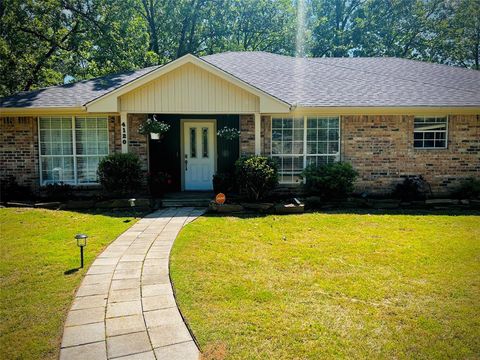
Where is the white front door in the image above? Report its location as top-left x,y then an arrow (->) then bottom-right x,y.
183,121 -> 215,190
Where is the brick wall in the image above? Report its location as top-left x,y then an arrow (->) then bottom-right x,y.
239,114 -> 255,156
1,113 -> 477,196
239,114 -> 272,156
109,115 -> 122,153
128,114 -> 149,172
341,114 -> 480,194
0,117 -> 39,190
0,114 -> 150,193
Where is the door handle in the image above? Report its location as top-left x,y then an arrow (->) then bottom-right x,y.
185,155 -> 188,171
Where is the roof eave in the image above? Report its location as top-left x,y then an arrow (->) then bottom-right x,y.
0,106 -> 92,116
280,106 -> 480,116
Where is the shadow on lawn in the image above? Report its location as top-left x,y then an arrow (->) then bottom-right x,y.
203,208 -> 480,219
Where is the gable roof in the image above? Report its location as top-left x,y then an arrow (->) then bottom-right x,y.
202,52 -> 480,108
1,51 -> 480,111
0,66 -> 160,109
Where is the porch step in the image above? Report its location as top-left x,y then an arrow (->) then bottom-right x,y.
161,191 -> 214,207
161,199 -> 212,207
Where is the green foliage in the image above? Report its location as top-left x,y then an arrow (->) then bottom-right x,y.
138,117 -> 171,135
453,177 -> 480,199
0,0 -> 478,97
0,176 -> 33,201
301,162 -> 358,199
394,175 -> 432,201
42,182 -> 73,201
97,153 -> 142,196
235,156 -> 278,201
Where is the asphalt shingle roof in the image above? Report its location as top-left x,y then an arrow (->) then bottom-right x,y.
202,52 -> 480,107
1,51 -> 479,109
0,66 -> 160,108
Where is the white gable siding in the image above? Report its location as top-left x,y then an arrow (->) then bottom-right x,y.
119,62 -> 260,113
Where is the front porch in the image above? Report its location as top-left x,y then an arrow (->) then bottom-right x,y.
148,114 -> 240,194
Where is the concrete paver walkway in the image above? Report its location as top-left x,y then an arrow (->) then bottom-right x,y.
60,207 -> 204,360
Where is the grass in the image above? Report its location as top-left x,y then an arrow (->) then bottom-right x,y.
170,212 -> 480,359
0,207 -> 137,360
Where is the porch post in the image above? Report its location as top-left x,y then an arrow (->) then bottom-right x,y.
254,112 -> 261,155
120,112 -> 128,153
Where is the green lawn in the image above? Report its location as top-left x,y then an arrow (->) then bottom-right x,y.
170,212 -> 480,359
0,208 -> 137,360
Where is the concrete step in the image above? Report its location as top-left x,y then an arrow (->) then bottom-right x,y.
161,199 -> 211,207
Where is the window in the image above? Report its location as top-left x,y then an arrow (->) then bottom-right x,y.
202,127 -> 209,158
414,116 -> 448,149
39,116 -> 109,185
190,127 -> 197,158
271,116 -> 340,183
75,117 -> 109,183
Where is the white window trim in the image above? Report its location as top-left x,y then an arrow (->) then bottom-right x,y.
413,115 -> 449,150
270,115 -> 341,184
38,115 -> 110,186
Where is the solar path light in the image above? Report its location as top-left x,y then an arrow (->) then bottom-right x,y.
75,234 -> 88,268
129,198 -> 136,218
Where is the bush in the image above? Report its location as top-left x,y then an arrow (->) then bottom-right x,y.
235,156 -> 278,201
301,162 -> 358,200
394,175 -> 431,201
97,153 -> 142,196
212,172 -> 237,194
42,182 -> 73,201
453,177 -> 480,199
0,176 -> 33,201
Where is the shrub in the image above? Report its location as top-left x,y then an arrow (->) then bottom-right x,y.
97,153 -> 142,195
394,175 -> 431,201
212,172 -> 237,194
301,162 -> 358,200
235,156 -> 278,201
453,177 -> 480,199
42,182 -> 73,201
0,176 -> 33,201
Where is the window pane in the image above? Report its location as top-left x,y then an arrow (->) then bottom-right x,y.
294,130 -> 303,140
283,129 -> 292,141
272,118 -> 283,128
328,129 -> 339,141
307,129 -> 316,141
293,142 -> 303,154
272,130 -> 282,141
272,141 -> 282,154
318,129 -> 327,141
307,142 -> 317,154
282,118 -> 292,128
283,142 -> 292,154
98,142 -> 109,154
318,118 -> 329,128
202,127 -> 209,158
190,128 -> 196,158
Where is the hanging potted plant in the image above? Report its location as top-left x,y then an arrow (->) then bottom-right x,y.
138,115 -> 171,140
217,126 -> 240,140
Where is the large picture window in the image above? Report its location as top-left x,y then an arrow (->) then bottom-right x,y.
39,116 -> 109,185
414,116 -> 448,149
271,116 -> 340,183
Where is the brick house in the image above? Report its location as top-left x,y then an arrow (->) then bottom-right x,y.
1,52 -> 479,195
